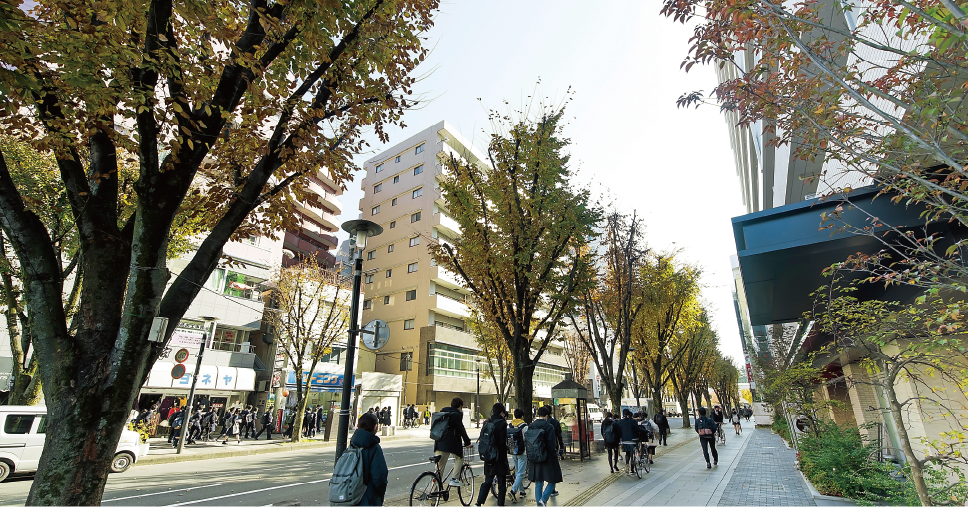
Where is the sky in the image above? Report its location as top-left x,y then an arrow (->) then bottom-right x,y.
336,1 -> 750,367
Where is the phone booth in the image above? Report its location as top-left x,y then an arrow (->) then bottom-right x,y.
551,374 -> 591,462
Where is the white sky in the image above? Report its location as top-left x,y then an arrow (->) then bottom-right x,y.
337,0 -> 750,367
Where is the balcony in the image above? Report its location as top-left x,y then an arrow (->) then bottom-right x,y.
296,200 -> 340,232
434,292 -> 470,319
434,212 -> 460,237
432,265 -> 463,290
306,178 -> 342,215
316,170 -> 342,196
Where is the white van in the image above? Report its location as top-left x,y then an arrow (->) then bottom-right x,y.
587,403 -> 604,422
0,406 -> 147,482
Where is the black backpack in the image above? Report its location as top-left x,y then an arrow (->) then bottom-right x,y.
602,420 -> 617,444
697,417 -> 714,437
478,420 -> 501,462
507,423 -> 527,455
429,412 -> 450,441
525,424 -> 548,463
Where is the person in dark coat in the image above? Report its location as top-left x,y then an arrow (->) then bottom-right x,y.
350,412 -> 389,506
696,407 -> 719,468
476,403 -> 510,506
614,409 -> 645,472
601,412 -> 620,473
528,406 -> 563,507
654,410 -> 670,446
434,397 -> 472,486
544,406 -> 565,497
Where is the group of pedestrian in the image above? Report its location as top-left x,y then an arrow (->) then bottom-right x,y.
600,408 -> 660,474
402,404 -> 420,426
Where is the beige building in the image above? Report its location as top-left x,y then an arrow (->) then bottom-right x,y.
357,121 -> 569,416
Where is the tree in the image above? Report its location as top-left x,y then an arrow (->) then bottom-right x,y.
632,252 -> 702,413
430,101 -> 600,422
669,310 -> 717,428
0,0 -> 437,503
568,211 -> 645,414
468,308 -> 514,405
709,353 -> 740,412
561,330 -> 591,386
263,259 -> 351,443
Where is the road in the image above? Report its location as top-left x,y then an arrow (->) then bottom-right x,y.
0,418 -> 691,506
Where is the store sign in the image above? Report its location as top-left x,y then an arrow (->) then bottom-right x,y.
144,362 -> 255,392
286,371 -> 355,392
170,329 -> 205,348
271,371 -> 282,388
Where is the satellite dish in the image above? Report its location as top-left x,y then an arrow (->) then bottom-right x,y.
361,319 -> 390,350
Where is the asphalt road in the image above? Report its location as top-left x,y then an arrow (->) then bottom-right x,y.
0,418 -> 692,506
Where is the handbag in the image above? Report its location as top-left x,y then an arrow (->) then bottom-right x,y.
159,419 -> 170,428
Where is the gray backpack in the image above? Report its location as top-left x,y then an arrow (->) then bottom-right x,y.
329,446 -> 366,505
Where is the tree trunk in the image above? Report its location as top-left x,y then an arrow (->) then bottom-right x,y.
513,349 -> 536,423
290,370 -> 305,442
607,382 -> 623,416
883,370 -> 933,506
0,246 -> 42,406
651,382 -> 663,418
669,377 -> 691,428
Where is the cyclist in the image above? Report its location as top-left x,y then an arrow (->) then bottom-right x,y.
434,397 -> 472,486
712,405 -> 725,438
614,409 -> 645,472
636,411 -> 659,465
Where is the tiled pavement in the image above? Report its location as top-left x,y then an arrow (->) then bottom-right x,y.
717,430 -> 814,506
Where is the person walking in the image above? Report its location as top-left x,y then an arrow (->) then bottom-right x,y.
508,408 -> 529,498
350,412 -> 389,506
222,408 -> 242,445
545,406 -> 565,497
283,410 -> 296,439
528,406 -> 563,507
731,410 -> 742,435
316,406 -> 324,435
187,410 -> 201,444
601,411 -> 620,473
475,403 -> 510,506
166,404 -> 180,444
423,406 -> 431,425
654,410 -> 670,446
170,407 -> 186,448
239,405 -> 251,439
696,407 -> 719,468
255,408 -> 274,440
247,407 -> 259,439
434,397 -> 472,487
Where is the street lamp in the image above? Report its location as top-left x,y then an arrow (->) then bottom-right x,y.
176,316 -> 218,455
475,359 -> 481,428
334,219 -> 383,461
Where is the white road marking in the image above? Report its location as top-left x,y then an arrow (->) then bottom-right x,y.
103,484 -> 224,503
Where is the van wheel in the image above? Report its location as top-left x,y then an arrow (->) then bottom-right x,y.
110,452 -> 134,473
0,461 -> 10,482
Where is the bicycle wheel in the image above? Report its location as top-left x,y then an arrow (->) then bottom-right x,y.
410,471 -> 441,507
458,465 -> 475,506
718,429 -> 726,445
639,450 -> 650,474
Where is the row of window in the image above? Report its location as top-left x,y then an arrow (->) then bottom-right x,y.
373,165 -> 424,194
365,236 -> 420,262
375,144 -> 425,174
364,261 -> 420,283
372,188 -> 423,215
363,289 -> 418,309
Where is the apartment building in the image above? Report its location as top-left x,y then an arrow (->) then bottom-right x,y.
357,121 -> 570,414
283,170 -> 343,268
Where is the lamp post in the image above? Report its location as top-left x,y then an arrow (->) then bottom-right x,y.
475,359 -> 481,428
176,316 -> 218,455
334,219 -> 383,461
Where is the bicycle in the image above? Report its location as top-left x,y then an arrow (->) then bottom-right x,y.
403,417 -> 419,429
410,446 -> 476,506
716,423 -> 726,446
621,440 -> 648,479
490,460 -> 531,503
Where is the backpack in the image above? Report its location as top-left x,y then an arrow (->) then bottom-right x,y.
429,412 -> 450,441
329,445 -> 367,506
525,424 -> 548,463
507,423 -> 527,455
602,421 -> 617,444
697,417 -> 714,437
478,420 -> 500,462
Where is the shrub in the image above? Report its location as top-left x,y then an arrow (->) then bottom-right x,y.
772,415 -> 791,443
798,421 -> 903,503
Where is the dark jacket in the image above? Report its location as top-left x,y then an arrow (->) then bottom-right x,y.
527,418 -> 563,483
350,429 -> 389,506
696,416 -> 717,439
548,416 -> 565,452
712,410 -> 724,424
614,416 -> 644,442
654,413 -> 669,430
434,406 -> 471,455
601,417 -> 618,448
481,415 -> 510,477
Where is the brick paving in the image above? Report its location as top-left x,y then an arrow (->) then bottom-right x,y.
717,430 -> 815,506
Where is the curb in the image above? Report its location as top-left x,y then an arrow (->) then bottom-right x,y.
798,469 -> 857,504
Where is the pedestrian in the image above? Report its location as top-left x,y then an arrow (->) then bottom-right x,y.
222,408 -> 242,445
731,410 -> 742,435
601,411 -> 620,473
201,408 -> 215,441
712,405 -> 725,438
350,412 -> 389,505
187,410 -> 201,444
528,406 -> 563,507
508,408 -> 529,499
423,406 -> 431,425
166,404 -> 180,444
545,406 -> 565,497
170,407 -> 186,448
475,403 -> 509,506
636,412 -> 660,465
654,409 -> 670,446
433,397 -> 472,487
283,410 -> 296,439
696,407 -> 719,468
247,407 -> 258,439
256,408 -> 274,440
316,405 -> 324,434
239,405 -> 250,438
614,409 -> 645,473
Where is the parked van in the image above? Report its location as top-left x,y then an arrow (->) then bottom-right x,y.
587,403 -> 604,422
0,406 -> 147,482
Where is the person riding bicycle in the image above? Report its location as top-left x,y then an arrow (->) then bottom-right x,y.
635,412 -> 659,465
712,405 -> 725,436
614,409 -> 646,472
434,397 -> 472,487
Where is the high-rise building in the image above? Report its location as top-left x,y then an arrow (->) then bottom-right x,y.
283,170 -> 343,267
357,121 -> 569,413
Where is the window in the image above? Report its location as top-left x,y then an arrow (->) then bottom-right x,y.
390,221 -> 396,229
3,414 -> 35,434
37,416 -> 48,434
386,269 -> 392,278
371,205 -> 380,216
395,156 -> 401,163
365,274 -> 374,284
363,299 -> 372,310
394,175 -> 400,184
408,262 -> 418,273
414,165 -> 424,176
367,250 -> 376,260
411,212 -> 421,223
412,188 -> 423,198
384,295 -> 390,304
404,319 -> 415,330
242,236 -> 258,246
415,144 -> 425,154
409,236 -> 419,247
376,163 -> 384,173
406,289 -> 417,301
400,351 -> 413,371
392,198 -> 398,206
223,271 -> 262,299
374,183 -> 383,193
387,244 -> 394,253
212,328 -> 244,351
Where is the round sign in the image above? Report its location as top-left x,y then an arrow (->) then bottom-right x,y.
362,319 -> 390,350
174,348 -> 190,363
171,364 -> 186,379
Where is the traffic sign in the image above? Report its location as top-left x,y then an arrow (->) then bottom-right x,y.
174,348 -> 190,363
171,364 -> 186,379
361,319 -> 390,350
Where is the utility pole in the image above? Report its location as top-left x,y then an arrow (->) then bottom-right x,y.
176,317 -> 217,455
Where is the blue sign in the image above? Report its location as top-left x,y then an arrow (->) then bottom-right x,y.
286,371 -> 355,393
